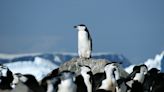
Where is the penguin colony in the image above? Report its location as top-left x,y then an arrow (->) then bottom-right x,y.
1,63 -> 164,92
0,24 -> 164,92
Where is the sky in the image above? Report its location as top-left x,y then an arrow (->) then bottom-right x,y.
0,0 -> 164,64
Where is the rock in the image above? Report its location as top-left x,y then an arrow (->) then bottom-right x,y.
59,58 -> 128,78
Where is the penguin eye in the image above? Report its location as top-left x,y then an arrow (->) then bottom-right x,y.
136,70 -> 140,73
113,68 -> 116,71
87,71 -> 92,75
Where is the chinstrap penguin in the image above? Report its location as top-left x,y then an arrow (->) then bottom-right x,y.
46,71 -> 77,92
12,73 -> 44,92
143,68 -> 164,92
126,64 -> 148,92
40,68 -> 59,91
57,71 -> 77,92
76,65 -> 93,92
96,63 -> 118,92
0,64 -> 13,91
74,24 -> 92,59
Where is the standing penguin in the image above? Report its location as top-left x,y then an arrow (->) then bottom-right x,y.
74,24 -> 92,59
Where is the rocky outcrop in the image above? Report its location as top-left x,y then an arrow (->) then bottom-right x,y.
59,58 -> 128,78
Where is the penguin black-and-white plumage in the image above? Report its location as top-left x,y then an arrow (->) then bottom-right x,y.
57,71 -> 77,92
12,73 -> 44,92
112,65 -> 130,92
142,68 -> 159,92
93,72 -> 106,91
40,68 -> 59,91
93,62 -> 129,92
0,64 -> 13,90
142,68 -> 164,92
76,65 -> 93,92
102,62 -> 129,92
74,24 -> 92,59
133,64 -> 148,83
96,63 -> 118,92
150,70 -> 164,92
46,76 -> 61,92
126,64 -> 148,92
46,71 -> 77,92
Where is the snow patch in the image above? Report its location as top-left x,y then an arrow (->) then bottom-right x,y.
4,57 -> 58,81
125,51 -> 164,73
125,65 -> 135,74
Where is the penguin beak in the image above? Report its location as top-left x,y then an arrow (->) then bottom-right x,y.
78,64 -> 82,67
125,70 -> 138,81
74,26 -> 77,28
129,71 -> 137,78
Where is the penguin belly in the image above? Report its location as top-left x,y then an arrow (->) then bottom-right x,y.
78,31 -> 91,58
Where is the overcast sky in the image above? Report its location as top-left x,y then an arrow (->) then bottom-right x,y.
0,0 -> 164,64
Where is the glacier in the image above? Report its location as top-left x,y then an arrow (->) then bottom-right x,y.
4,57 -> 58,81
125,51 -> 164,73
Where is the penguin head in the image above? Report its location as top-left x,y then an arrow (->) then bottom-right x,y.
0,65 -> 13,89
59,71 -> 76,81
140,64 -> 148,75
148,68 -> 160,76
104,63 -> 117,73
104,63 -> 118,79
79,65 -> 92,75
0,65 -> 13,83
127,64 -> 148,83
0,65 -> 8,84
47,68 -> 59,77
0,64 -> 8,77
132,64 -> 147,74
130,64 -> 147,76
133,64 -> 148,83
74,24 -> 87,31
12,73 -> 22,87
